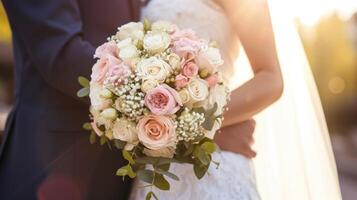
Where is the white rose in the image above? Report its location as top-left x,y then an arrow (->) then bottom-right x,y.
204,118 -> 222,139
137,57 -> 171,83
167,53 -> 181,70
99,88 -> 113,99
206,84 -> 229,116
141,79 -> 158,93
117,38 -> 140,63
113,118 -> 139,144
143,147 -> 175,158
90,106 -> 113,130
151,21 -> 175,33
187,78 -> 209,103
178,89 -> 191,104
143,31 -> 171,54
100,108 -> 117,120
116,22 -> 144,44
198,46 -> 224,74
89,82 -> 112,110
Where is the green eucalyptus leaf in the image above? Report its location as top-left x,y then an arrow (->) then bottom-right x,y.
127,164 -> 136,178
89,132 -> 96,144
114,140 -> 126,150
116,166 -> 128,176
192,107 -> 205,114
136,157 -> 159,165
199,137 -> 214,144
202,116 -> 216,130
183,144 -> 195,157
77,87 -> 89,98
137,169 -> 155,184
145,191 -> 158,200
206,103 -> 218,116
156,163 -> 170,171
153,174 -> 170,191
155,169 -> 179,181
193,162 -> 209,179
201,141 -> 216,154
82,122 -> 92,131
143,18 -> 152,32
194,146 -> 210,165
156,158 -> 172,166
123,150 -> 135,165
145,192 -> 152,200
151,192 -> 159,200
78,76 -> 90,87
100,135 -> 106,145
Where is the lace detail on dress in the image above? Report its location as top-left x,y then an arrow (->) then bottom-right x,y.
130,152 -> 261,200
131,0 -> 261,199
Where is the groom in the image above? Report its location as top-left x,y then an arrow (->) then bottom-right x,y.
0,0 -> 256,199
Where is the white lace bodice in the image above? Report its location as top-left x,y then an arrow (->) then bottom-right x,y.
131,0 -> 260,199
141,0 -> 240,83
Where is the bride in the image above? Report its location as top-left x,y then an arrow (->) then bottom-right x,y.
131,0 -> 342,199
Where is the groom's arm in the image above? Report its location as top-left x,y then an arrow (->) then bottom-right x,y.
2,0 -> 95,103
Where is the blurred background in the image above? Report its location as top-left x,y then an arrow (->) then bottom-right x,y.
0,1 -> 356,199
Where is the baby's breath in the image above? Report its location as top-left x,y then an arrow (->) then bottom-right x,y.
113,74 -> 147,121
175,108 -> 205,142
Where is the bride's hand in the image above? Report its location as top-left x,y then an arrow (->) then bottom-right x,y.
214,119 -> 257,158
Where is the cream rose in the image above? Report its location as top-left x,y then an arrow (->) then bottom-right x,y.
187,78 -> 209,103
141,79 -> 158,93
89,82 -> 112,110
178,89 -> 191,104
143,31 -> 171,54
198,46 -> 224,74
100,108 -> 117,120
117,38 -> 140,63
167,53 -> 181,70
116,22 -> 144,44
143,147 -> 175,158
151,21 -> 175,33
90,106 -> 113,133
137,115 -> 176,150
206,84 -> 229,116
137,57 -> 171,83
113,118 -> 139,144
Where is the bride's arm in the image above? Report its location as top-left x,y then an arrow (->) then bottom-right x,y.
216,0 -> 283,127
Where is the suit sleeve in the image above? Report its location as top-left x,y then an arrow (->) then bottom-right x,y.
2,0 -> 96,103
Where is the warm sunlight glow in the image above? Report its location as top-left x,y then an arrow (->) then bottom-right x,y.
289,0 -> 357,26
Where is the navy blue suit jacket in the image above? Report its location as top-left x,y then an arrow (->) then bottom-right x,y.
0,0 -> 142,199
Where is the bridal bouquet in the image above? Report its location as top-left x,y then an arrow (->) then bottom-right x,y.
77,20 -> 230,198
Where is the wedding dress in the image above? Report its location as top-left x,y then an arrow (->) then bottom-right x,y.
131,0 -> 342,199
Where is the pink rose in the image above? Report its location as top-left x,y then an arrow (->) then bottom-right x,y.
175,74 -> 189,89
171,29 -> 202,57
172,38 -> 202,57
137,115 -> 176,150
145,84 -> 182,115
106,62 -> 132,85
205,74 -> 219,87
182,61 -> 199,78
94,41 -> 119,59
91,55 -> 121,84
171,29 -> 198,41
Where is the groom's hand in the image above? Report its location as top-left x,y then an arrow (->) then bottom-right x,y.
214,119 -> 257,158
